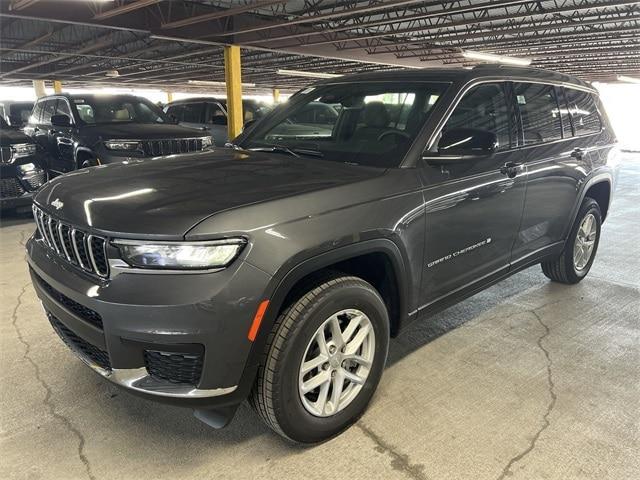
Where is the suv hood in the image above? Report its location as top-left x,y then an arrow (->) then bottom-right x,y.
0,127 -> 32,146
34,149 -> 383,238
82,122 -> 206,140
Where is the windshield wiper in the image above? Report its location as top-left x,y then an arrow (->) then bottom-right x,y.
248,145 -> 301,158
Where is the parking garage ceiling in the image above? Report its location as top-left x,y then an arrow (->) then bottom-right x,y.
1,0 -> 639,93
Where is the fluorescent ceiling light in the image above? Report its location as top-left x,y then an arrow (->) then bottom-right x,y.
277,69 -> 342,79
617,75 -> 640,84
462,50 -> 531,66
187,79 -> 256,87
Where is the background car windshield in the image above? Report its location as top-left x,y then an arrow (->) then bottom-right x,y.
74,97 -> 169,124
241,82 -> 447,168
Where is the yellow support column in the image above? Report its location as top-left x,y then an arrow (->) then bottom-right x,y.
272,88 -> 280,104
53,80 -> 63,94
166,91 -> 174,103
224,45 -> 243,139
33,80 -> 46,98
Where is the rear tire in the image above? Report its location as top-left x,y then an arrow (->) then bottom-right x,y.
541,197 -> 601,284
249,275 -> 389,444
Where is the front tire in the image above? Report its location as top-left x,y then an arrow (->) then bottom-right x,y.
541,197 -> 602,284
250,275 -> 389,443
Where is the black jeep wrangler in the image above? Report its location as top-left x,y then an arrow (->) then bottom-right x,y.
26,66 -> 617,443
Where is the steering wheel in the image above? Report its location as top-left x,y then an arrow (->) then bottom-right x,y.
377,130 -> 411,142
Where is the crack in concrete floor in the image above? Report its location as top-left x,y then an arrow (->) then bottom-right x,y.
9,282 -> 96,480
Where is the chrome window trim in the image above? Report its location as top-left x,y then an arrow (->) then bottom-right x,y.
423,76 -> 604,156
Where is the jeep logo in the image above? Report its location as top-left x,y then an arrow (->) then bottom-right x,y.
51,198 -> 64,210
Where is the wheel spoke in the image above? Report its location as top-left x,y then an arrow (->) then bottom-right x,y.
302,370 -> 330,394
328,315 -> 345,347
345,323 -> 371,355
342,314 -> 364,344
329,370 -> 345,412
342,368 -> 366,385
343,353 -> 372,369
315,380 -> 331,415
315,329 -> 329,356
301,353 -> 328,375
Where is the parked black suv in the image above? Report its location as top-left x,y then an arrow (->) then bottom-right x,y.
26,66 -> 618,443
0,117 -> 47,212
23,94 -> 213,174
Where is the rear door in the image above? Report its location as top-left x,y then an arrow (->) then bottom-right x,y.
510,83 -> 598,263
419,81 -> 527,309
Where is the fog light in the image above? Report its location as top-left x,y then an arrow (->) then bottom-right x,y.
18,163 -> 37,173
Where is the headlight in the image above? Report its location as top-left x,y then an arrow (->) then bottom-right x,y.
104,140 -> 142,151
201,136 -> 214,149
114,238 -> 246,270
7,143 -> 37,161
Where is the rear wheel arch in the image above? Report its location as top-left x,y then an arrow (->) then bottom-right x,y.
585,180 -> 611,221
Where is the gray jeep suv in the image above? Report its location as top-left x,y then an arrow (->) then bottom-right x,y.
26,66 -> 618,443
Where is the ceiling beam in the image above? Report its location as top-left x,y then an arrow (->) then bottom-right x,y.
161,0 -> 288,30
93,0 -> 163,21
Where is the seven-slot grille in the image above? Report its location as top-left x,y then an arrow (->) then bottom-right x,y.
140,138 -> 203,157
32,205 -> 109,278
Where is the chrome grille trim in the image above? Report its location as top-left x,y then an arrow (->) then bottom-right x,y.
32,205 -> 109,278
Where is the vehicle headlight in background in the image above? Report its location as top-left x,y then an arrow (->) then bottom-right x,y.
6,143 -> 37,162
104,140 -> 142,151
114,238 -> 246,270
18,163 -> 38,174
201,136 -> 214,149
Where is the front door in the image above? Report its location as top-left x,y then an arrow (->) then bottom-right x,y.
419,82 -> 527,310
47,98 -> 76,173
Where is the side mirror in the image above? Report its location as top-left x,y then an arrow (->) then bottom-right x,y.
426,128 -> 498,165
51,114 -> 71,127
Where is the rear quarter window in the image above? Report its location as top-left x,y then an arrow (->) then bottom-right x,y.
565,88 -> 602,136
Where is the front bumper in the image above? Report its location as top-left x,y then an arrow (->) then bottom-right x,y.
0,160 -> 47,210
27,234 -> 272,408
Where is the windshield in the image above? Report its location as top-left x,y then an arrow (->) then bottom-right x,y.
240,82 -> 448,168
73,96 -> 170,125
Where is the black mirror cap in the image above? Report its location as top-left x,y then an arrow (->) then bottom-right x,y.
50,114 -> 71,127
438,127 -> 498,157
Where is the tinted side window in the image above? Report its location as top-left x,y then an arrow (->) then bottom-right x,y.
565,88 -> 601,136
55,99 -> 72,120
514,83 -> 562,145
41,99 -> 57,125
180,103 -> 204,123
207,103 -> 227,125
444,83 -> 512,150
30,100 -> 45,124
165,105 -> 183,122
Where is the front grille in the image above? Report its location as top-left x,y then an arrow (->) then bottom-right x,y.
35,273 -> 103,329
140,138 -> 203,157
49,314 -> 111,371
33,205 -> 109,278
144,350 -> 204,386
0,178 -> 26,198
22,171 -> 47,191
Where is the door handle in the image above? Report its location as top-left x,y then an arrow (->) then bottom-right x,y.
571,148 -> 584,160
500,161 -> 522,178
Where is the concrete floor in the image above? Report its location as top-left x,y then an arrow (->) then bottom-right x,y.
1,155 -> 638,480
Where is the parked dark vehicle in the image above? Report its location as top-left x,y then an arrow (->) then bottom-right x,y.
26,66 -> 618,443
165,97 -> 272,146
23,94 -> 213,174
0,117 -> 47,212
0,100 -> 35,129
